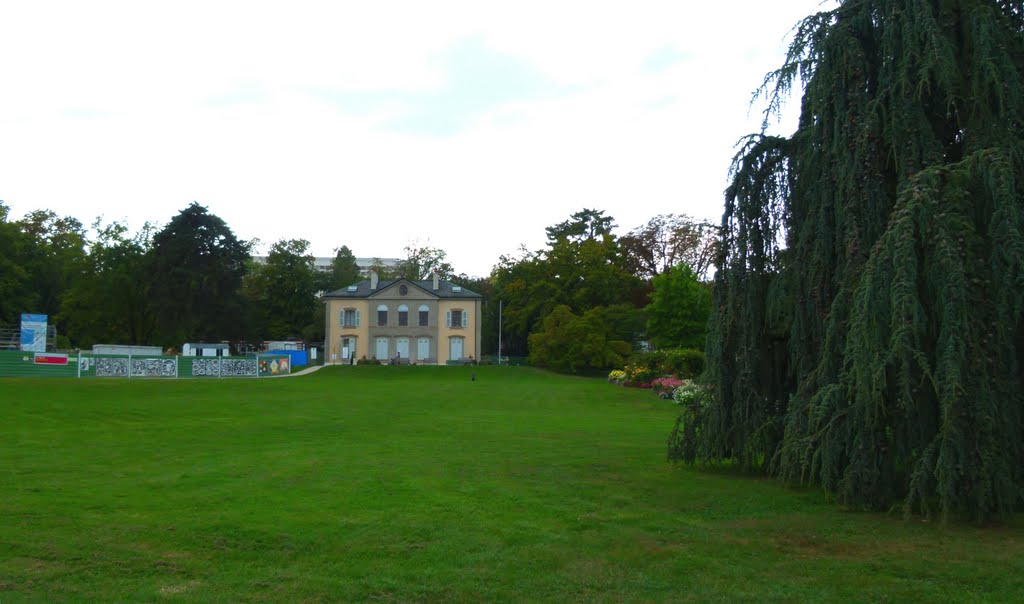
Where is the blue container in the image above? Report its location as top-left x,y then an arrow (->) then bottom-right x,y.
270,350 -> 308,367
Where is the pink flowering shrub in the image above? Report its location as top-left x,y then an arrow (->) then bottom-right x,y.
651,377 -> 687,399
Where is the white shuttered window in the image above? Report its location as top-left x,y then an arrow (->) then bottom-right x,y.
446,309 -> 468,328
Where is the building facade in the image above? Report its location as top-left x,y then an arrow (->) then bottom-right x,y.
323,273 -> 482,364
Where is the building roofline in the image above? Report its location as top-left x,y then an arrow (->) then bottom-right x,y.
323,277 -> 482,299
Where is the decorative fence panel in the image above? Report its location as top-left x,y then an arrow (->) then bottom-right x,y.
0,350 -> 292,379
184,357 -> 258,378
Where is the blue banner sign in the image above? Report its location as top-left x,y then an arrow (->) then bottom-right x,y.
20,314 -> 48,352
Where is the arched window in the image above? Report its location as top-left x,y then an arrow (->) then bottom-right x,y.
398,304 -> 409,326
377,304 -> 388,326
418,305 -> 429,326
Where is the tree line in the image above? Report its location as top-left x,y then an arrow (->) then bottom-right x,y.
1,202 -> 318,350
0,200 -> 716,358
489,208 -> 716,371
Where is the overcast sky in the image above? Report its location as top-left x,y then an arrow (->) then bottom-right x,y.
1,1 -> 833,277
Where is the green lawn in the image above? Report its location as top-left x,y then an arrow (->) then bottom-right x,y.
1,366 -> 1021,602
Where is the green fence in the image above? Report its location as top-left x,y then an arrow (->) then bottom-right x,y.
0,350 -> 292,379
478,355 -> 530,366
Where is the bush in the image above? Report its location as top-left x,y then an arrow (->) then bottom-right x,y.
607,369 -> 627,384
651,377 -> 686,399
627,348 -> 705,379
662,348 -> 705,378
671,381 -> 708,406
667,381 -> 712,464
529,305 -> 632,374
622,363 -> 658,387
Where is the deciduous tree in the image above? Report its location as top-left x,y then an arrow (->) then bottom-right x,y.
61,220 -> 155,347
0,202 -> 37,325
259,238 -> 317,340
620,214 -> 718,280
396,242 -> 456,280
491,210 -> 644,357
323,245 -> 361,291
527,305 -> 632,373
14,209 -> 87,336
646,264 -> 710,350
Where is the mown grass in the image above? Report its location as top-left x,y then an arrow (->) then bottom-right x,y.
1,366 -> 1022,602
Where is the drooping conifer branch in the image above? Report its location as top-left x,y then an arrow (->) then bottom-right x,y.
673,0 -> 1024,522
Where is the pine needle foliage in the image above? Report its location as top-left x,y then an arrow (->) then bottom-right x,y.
673,0 -> 1024,522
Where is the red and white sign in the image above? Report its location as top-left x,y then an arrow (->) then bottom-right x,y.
34,353 -> 68,366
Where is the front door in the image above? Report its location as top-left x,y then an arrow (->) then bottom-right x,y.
341,337 -> 352,361
396,338 -> 409,360
376,337 -> 389,361
417,338 -> 430,362
449,337 -> 463,361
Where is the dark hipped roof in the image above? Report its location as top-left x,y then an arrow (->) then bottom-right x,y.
323,278 -> 482,299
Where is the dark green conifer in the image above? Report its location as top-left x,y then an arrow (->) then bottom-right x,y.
672,0 -> 1024,521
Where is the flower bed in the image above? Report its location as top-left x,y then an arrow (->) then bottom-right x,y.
608,361 -> 708,403
651,376 -> 686,399
672,381 -> 708,406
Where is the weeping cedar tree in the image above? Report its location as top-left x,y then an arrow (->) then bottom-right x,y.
670,0 -> 1024,521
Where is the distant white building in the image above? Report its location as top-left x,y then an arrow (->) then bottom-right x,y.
253,255 -> 401,276
264,340 -> 304,351
92,344 -> 164,356
182,343 -> 230,357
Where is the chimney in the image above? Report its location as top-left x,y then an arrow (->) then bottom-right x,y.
431,271 -> 439,290
370,271 -> 379,290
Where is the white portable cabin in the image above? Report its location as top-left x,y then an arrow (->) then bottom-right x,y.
181,343 -> 230,357
264,340 -> 304,351
92,344 -> 164,356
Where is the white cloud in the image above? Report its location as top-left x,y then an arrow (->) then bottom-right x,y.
0,0 -> 834,277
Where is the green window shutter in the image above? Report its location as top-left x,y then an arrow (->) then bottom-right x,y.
462,311 -> 468,327
446,311 -> 452,327
355,310 -> 361,327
